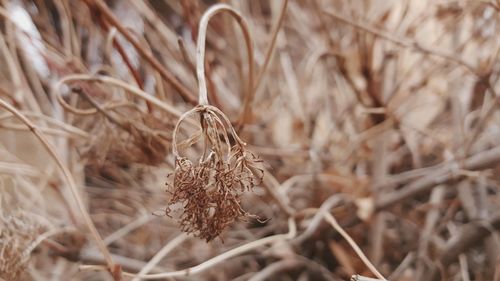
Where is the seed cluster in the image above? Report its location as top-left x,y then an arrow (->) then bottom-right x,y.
166,105 -> 262,241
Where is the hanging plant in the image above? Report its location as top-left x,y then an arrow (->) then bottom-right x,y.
165,4 -> 262,242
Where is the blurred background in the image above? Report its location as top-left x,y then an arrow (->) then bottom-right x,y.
0,0 -> 499,280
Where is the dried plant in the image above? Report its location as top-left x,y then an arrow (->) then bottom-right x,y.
2,0 -> 500,280
56,86 -> 172,167
82,105 -> 171,167
166,105 -> 263,241
165,4 -> 262,241
0,210 -> 41,281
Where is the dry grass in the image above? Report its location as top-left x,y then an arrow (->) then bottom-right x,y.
0,208 -> 41,281
0,0 -> 499,280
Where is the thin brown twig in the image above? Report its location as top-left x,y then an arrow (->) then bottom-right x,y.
463,91 -> 500,154
131,233 -> 188,281
241,0 -> 289,126
253,0 -> 288,91
177,37 -> 197,81
323,212 -> 387,280
101,22 -> 154,112
98,18 -> 144,91
0,111 -> 89,138
261,168 -> 296,217
83,0 -> 197,104
73,88 -> 127,130
0,123 -> 84,139
55,74 -> 184,118
292,194 -> 385,279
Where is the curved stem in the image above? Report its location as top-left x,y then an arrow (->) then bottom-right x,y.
196,4 -> 254,106
324,213 -> 387,280
171,106 -> 203,157
124,218 -> 296,279
25,226 -> 77,255
55,74 -> 184,118
206,105 -> 246,145
131,233 -> 188,281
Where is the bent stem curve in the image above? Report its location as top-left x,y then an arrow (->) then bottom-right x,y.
195,4 -> 254,109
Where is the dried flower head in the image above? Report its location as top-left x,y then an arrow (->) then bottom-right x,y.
0,210 -> 41,280
165,4 -> 261,241
166,105 -> 263,241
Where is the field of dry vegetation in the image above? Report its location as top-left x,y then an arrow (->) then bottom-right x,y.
1,0 -> 500,280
